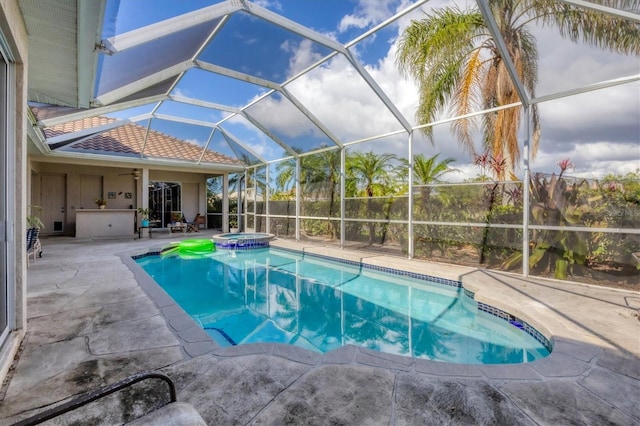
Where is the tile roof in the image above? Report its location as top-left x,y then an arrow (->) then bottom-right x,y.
34,108 -> 244,166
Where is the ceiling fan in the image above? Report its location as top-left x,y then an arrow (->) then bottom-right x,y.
118,169 -> 141,180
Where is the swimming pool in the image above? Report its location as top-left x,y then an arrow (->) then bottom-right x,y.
136,247 -> 551,364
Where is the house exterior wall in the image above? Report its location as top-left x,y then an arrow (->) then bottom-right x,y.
181,181 -> 201,223
0,0 -> 29,386
30,162 -> 209,235
32,163 -> 136,235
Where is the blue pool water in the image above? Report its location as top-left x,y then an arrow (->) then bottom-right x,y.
136,248 -> 550,364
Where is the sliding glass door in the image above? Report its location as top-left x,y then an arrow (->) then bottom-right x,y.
0,38 -> 13,348
148,181 -> 181,228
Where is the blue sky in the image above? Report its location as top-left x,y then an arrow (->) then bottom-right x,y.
105,0 -> 389,42
101,0 -> 639,180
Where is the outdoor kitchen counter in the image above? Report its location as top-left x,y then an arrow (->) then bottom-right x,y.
75,209 -> 136,239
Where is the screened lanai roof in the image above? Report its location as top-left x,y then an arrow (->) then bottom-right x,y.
21,0 -> 640,174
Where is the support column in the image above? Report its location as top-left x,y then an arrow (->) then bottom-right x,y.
223,173 -> 229,232
295,157 -> 300,240
239,170 -> 246,232
523,107 -> 531,277
140,168 -> 149,212
340,147 -> 345,249
137,168 -> 150,237
407,132 -> 414,259
265,165 -> 270,234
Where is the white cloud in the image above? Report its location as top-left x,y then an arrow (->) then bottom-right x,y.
539,84 -> 639,135
365,41 -> 419,125
284,55 -> 409,142
533,26 -> 640,97
222,112 -> 289,161
171,87 -> 187,98
338,0 -> 399,32
282,39 -> 325,77
533,142 -> 640,178
244,139 -> 270,158
532,81 -> 640,177
220,1 -> 639,180
253,0 -> 282,11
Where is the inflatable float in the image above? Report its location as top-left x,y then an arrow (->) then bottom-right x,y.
162,239 -> 215,259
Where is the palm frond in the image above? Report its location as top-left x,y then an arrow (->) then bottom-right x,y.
451,48 -> 484,151
397,7 -> 486,138
397,0 -> 635,174
530,0 -> 640,55
413,154 -> 457,184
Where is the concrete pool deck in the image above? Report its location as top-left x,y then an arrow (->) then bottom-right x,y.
0,234 -> 638,425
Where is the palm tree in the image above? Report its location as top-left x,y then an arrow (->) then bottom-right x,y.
272,158 -> 298,231
274,157 -> 297,196
396,0 -> 640,174
304,149 -> 342,238
349,151 -> 399,198
302,148 -> 341,206
412,153 -> 457,206
274,148 -> 342,237
274,149 -> 339,202
413,153 -> 456,185
348,151 -> 399,243
246,166 -> 268,196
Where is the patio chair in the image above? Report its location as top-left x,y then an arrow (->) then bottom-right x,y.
27,227 -> 42,263
186,213 -> 205,233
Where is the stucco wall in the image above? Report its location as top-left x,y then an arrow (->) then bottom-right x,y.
31,162 -> 208,235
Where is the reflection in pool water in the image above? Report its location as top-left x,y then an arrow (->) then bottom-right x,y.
136,247 -> 550,364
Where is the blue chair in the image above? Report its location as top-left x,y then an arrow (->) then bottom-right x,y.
27,227 -> 42,263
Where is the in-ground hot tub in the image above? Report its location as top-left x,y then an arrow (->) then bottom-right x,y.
212,232 -> 275,250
